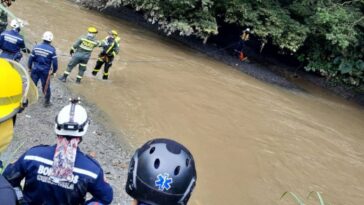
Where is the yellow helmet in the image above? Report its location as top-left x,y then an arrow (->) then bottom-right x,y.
109,30 -> 118,37
0,59 -> 38,152
88,26 -> 98,34
0,59 -> 23,122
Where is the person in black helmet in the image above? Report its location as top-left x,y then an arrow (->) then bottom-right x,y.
125,138 -> 197,205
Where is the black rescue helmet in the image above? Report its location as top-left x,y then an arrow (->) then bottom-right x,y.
126,138 -> 197,205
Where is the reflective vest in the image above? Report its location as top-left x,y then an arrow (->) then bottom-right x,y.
72,35 -> 99,53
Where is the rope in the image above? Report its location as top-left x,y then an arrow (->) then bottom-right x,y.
57,53 -> 186,64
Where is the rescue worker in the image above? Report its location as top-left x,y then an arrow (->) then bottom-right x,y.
0,58 -> 38,205
0,0 -> 15,34
92,30 -> 120,80
28,31 -> 58,107
236,27 -> 251,62
3,98 -> 113,205
125,138 -> 197,205
59,26 -> 100,84
0,18 -> 29,61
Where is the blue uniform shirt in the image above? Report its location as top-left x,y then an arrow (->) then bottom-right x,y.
28,41 -> 58,73
0,29 -> 25,53
3,145 -> 113,205
0,175 -> 17,205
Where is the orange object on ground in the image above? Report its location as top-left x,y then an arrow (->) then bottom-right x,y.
239,51 -> 247,61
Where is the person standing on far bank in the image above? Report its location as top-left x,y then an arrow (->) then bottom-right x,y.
237,28 -> 251,62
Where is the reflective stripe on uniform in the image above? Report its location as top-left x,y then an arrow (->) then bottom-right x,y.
64,71 -> 70,75
103,72 -> 109,76
34,48 -> 53,54
0,94 -> 22,106
23,155 -> 98,179
81,38 -> 98,46
79,63 -> 87,67
80,38 -> 98,51
76,75 -> 82,79
79,45 -> 93,51
106,42 -> 115,54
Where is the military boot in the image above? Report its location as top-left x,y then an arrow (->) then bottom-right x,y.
44,98 -> 51,107
102,74 -> 108,80
76,78 -> 82,84
58,75 -> 67,82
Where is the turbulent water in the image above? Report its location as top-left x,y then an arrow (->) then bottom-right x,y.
12,0 -> 364,204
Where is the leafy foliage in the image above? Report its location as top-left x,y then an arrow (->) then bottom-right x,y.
87,0 -> 364,86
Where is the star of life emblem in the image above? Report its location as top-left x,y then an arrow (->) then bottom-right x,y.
155,173 -> 173,191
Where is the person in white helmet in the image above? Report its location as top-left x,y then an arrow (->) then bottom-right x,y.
28,31 -> 58,107
3,98 -> 113,205
236,27 -> 251,62
0,18 -> 29,61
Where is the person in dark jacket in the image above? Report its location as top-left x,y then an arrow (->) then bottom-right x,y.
92,30 -> 120,80
236,28 -> 251,62
28,31 -> 58,107
125,138 -> 197,205
3,99 -> 113,205
0,18 -> 29,61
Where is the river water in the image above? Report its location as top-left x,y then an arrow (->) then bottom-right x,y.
12,1 -> 364,204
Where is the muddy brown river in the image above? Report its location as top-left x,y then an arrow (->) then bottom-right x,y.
12,1 -> 364,204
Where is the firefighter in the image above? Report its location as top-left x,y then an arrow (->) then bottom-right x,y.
0,58 -> 38,204
28,31 -> 58,107
0,0 -> 15,34
125,138 -> 197,205
59,26 -> 100,84
2,99 -> 113,205
92,30 -> 120,80
0,18 -> 29,61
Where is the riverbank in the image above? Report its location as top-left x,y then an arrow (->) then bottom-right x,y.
1,80 -> 132,205
82,2 -> 364,106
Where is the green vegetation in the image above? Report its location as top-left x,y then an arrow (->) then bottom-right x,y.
281,191 -> 328,205
87,0 -> 364,86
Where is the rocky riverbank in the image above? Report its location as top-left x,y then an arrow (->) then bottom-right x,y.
1,80 -> 133,205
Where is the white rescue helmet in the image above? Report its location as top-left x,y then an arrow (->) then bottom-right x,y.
10,19 -> 23,29
54,100 -> 89,137
42,31 -> 54,42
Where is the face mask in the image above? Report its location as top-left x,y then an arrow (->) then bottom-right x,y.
0,118 -> 14,153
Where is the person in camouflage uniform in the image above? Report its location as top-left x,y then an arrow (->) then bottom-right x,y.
59,26 -> 100,84
0,0 -> 14,34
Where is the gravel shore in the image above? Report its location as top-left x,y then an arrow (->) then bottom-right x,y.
1,80 -> 133,205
